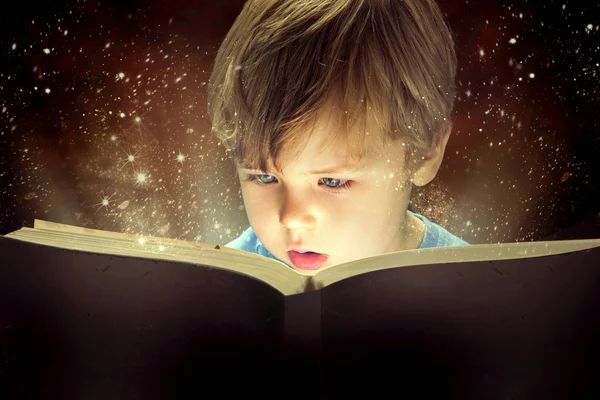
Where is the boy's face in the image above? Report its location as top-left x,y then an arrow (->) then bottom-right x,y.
236,111 -> 427,272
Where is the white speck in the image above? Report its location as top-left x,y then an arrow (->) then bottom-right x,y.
519,13 -> 523,19
105,42 -> 111,49
176,153 -> 186,163
586,24 -> 593,32
466,220 -> 472,227
64,30 -> 68,36
175,76 -> 182,83
135,116 -> 141,123
465,90 -> 471,97
110,135 -> 117,141
562,4 -> 566,10
234,65 -> 243,71
117,72 -> 125,80
159,245 -> 165,251
11,43 -> 16,50
43,48 -> 51,54
136,172 -> 148,183
529,73 -> 535,79
479,49 -> 485,57
120,112 -> 125,118
509,38 -> 517,44
138,237 -> 145,245
45,88 -> 51,94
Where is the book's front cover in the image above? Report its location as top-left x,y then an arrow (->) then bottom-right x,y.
0,237 -> 286,399
320,247 -> 600,399
283,290 -> 323,400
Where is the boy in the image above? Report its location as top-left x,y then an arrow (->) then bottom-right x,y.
207,0 -> 469,271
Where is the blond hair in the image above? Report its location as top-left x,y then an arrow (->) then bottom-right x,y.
207,0 -> 457,174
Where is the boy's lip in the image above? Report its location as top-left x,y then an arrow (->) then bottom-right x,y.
288,247 -> 318,254
287,249 -> 328,270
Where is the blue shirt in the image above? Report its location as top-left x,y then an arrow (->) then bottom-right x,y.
224,210 -> 470,266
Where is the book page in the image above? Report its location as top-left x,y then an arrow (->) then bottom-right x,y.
33,219 -> 240,253
313,239 -> 600,289
7,222 -> 313,296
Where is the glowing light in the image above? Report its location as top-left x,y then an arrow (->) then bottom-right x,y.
176,153 -> 186,163
92,191 -> 117,214
45,88 -> 51,94
135,116 -> 141,123
43,48 -> 51,54
138,237 -> 145,244
120,147 -> 142,170
110,135 -> 117,141
136,172 -> 148,184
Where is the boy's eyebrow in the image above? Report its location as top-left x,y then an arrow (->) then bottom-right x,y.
239,162 -> 368,174
308,163 -> 367,175
237,163 -> 367,175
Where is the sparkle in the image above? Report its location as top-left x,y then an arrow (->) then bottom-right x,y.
117,72 -> 125,80
120,112 -> 126,118
119,147 -> 142,170
43,48 -> 51,54
138,237 -> 145,244
45,88 -> 51,94
176,153 -> 186,163
479,49 -> 485,57
529,73 -> 535,79
136,172 -> 148,184
135,116 -> 141,123
11,43 -> 16,50
110,135 -> 117,141
92,191 -> 117,214
509,38 -> 517,44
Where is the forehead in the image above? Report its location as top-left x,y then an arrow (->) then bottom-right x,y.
236,91 -> 403,172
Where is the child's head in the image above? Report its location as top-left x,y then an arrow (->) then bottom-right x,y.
208,0 -> 457,270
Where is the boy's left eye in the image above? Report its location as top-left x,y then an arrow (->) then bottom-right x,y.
244,174 -> 354,193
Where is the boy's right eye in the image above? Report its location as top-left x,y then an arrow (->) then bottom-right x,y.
244,174 -> 277,184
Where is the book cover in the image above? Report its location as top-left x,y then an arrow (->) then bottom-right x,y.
1,223 -> 600,398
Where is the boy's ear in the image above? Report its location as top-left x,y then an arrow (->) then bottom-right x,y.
411,123 -> 452,187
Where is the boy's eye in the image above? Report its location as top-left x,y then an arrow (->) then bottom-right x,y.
244,174 -> 354,193
254,174 -> 276,184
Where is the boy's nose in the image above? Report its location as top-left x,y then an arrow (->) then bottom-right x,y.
279,192 -> 317,230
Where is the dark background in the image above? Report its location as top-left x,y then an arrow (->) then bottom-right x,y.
0,0 -> 598,245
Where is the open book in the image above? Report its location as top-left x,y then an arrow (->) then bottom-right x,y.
3,219 -> 600,295
2,220 -> 600,399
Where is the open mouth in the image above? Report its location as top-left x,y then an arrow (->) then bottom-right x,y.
287,250 -> 328,270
